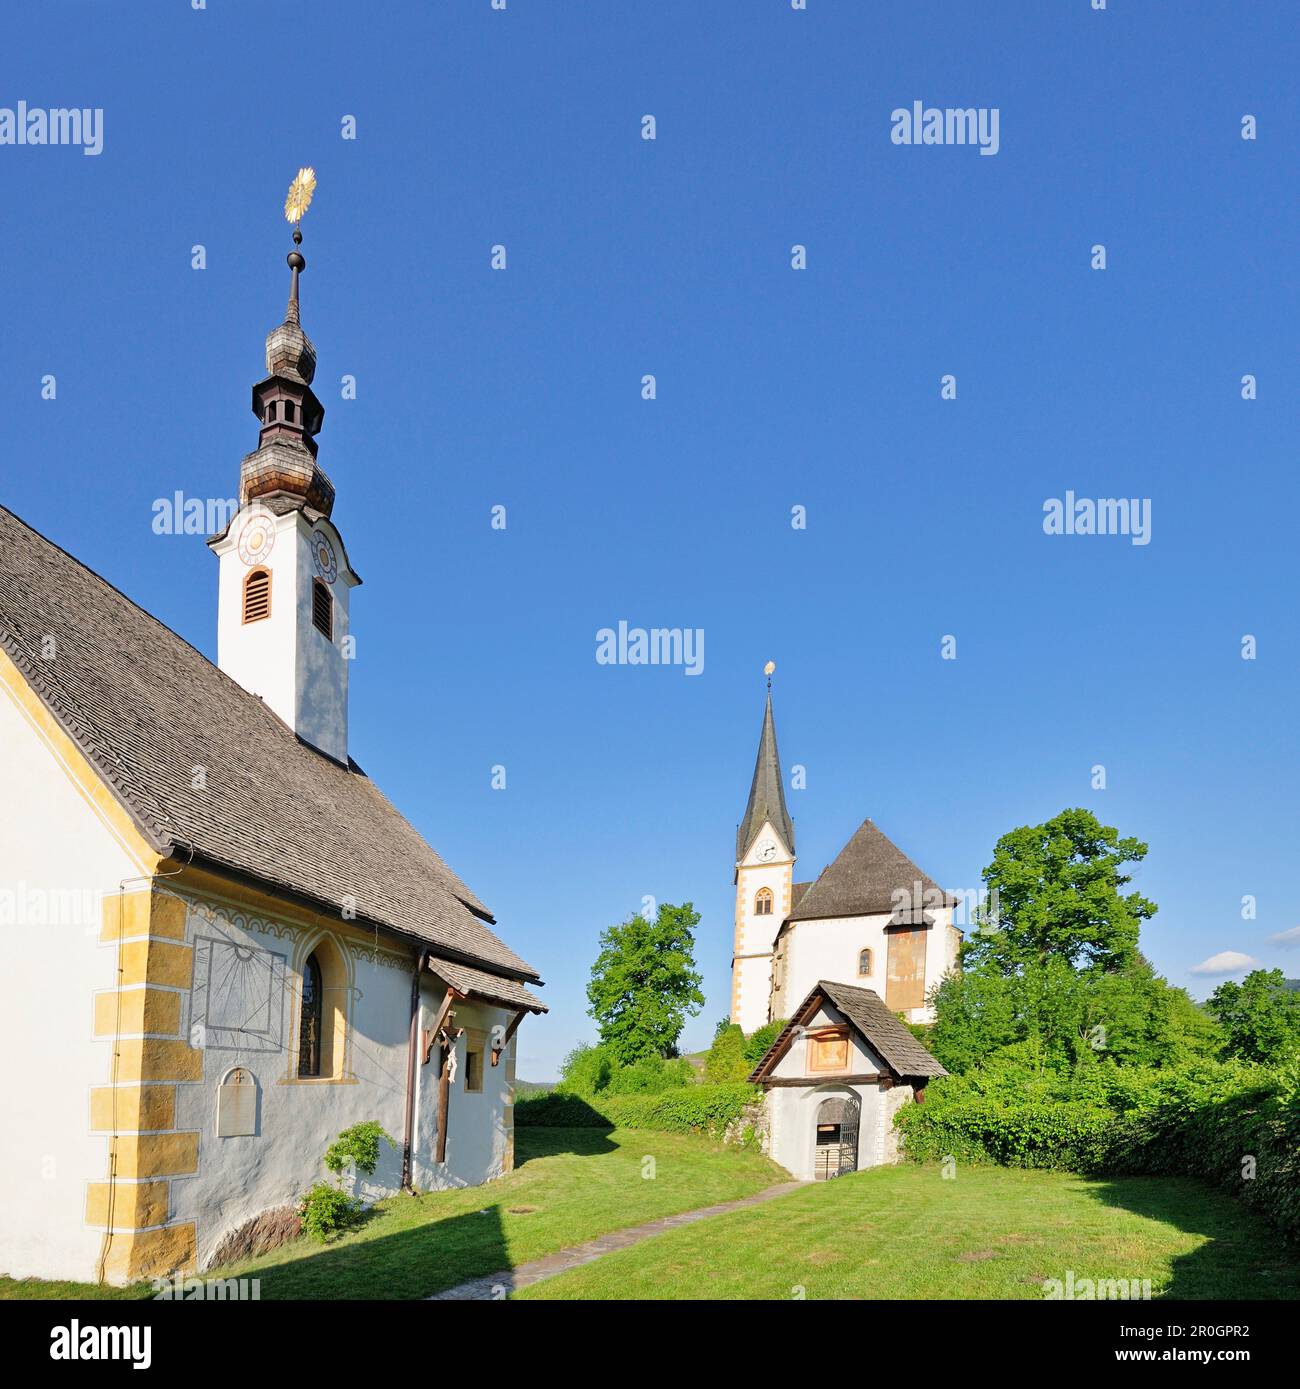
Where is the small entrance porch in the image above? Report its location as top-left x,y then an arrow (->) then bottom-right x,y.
813,1095 -> 860,1180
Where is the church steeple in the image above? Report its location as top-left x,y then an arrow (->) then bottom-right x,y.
736,687 -> 795,861
731,665 -> 797,1033
208,170 -> 360,766
240,218 -> 334,516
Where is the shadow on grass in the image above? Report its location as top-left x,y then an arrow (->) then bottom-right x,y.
231,1125 -> 620,1299
247,1202 -> 512,1301
513,1098 -> 616,1166
1084,1174 -> 1299,1301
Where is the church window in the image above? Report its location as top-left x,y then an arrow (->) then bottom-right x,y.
312,578 -> 333,639
807,1027 -> 849,1073
858,948 -> 873,976
242,567 -> 271,623
285,400 -> 298,424
755,887 -> 774,916
465,1046 -> 483,1093
298,953 -> 323,1078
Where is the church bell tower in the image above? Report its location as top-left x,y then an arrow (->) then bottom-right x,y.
208,170 -> 360,765
731,665 -> 796,1033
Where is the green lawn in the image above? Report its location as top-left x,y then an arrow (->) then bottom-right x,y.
0,1128 -> 782,1301
518,1162 -> 1300,1300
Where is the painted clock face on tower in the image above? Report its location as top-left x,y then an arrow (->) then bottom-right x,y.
755,839 -> 778,862
311,531 -> 338,584
236,508 -> 275,567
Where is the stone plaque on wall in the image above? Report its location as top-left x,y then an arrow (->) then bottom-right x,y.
216,1066 -> 258,1138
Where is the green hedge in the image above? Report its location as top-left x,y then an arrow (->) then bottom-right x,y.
894,1068 -> 1300,1242
517,1083 -> 760,1137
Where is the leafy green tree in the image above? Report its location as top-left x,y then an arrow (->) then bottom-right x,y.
966,807 -> 1156,973
742,1018 -> 787,1068
586,902 -> 706,1063
1206,969 -> 1300,1063
929,951 -> 1211,1076
928,969 -> 1019,1073
704,1023 -> 750,1083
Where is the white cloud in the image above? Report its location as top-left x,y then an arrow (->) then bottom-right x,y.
1266,925 -> 1300,947
1189,950 -> 1258,978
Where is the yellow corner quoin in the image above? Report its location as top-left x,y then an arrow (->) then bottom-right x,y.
114,1037 -> 204,1084
100,887 -> 188,942
90,1084 -> 176,1133
109,1131 -> 200,1180
94,987 -> 182,1037
100,1224 -> 197,1283
86,1179 -> 171,1231
117,937 -> 193,989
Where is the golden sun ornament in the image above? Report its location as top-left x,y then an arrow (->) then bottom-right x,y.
283,167 -> 317,225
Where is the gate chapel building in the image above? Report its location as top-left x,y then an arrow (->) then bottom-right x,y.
0,217 -> 544,1285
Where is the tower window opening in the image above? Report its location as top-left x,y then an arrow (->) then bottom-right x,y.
242,568 -> 271,624
755,887 -> 774,916
312,578 -> 333,639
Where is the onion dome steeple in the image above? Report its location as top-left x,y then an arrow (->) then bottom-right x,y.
239,169 -> 334,517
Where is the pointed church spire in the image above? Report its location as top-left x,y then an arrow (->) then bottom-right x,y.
737,669 -> 795,861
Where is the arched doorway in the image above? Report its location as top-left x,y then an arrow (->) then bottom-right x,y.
814,1094 -> 861,1180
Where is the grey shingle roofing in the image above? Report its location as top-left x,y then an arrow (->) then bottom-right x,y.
736,692 -> 795,859
0,505 -> 540,984
426,956 -> 547,1014
749,979 -> 947,1083
786,818 -> 956,921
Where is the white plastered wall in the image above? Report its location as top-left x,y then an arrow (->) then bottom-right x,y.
732,819 -> 793,1033
783,905 -> 958,1023
0,672 -> 147,1282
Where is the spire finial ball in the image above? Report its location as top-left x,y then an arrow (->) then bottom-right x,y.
764,661 -> 776,677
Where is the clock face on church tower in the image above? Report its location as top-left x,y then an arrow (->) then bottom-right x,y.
236,508 -> 275,567
311,531 -> 338,584
755,839 -> 778,862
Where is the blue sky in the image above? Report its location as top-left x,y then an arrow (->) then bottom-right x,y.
3,2 -> 1297,1079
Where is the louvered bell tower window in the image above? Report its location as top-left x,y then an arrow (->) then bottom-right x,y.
311,578 -> 333,639
242,568 -> 271,624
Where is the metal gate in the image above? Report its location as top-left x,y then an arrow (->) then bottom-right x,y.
814,1095 -> 861,1179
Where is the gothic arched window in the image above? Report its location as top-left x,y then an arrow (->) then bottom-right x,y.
858,948 -> 873,976
298,953 -> 323,1078
755,887 -> 774,916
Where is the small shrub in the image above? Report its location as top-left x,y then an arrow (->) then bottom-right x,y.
324,1120 -> 395,1178
298,1183 -> 359,1243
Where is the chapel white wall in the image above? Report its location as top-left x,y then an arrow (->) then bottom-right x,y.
0,679 -> 144,1283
